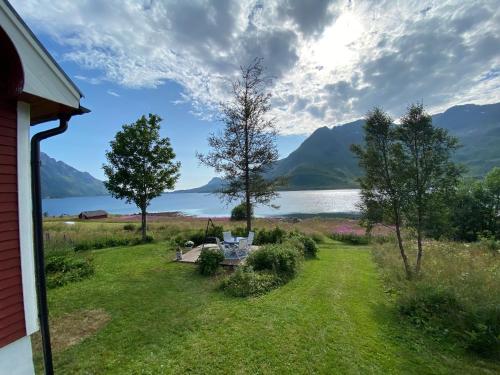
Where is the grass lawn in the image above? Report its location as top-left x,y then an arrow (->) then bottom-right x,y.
37,239 -> 500,374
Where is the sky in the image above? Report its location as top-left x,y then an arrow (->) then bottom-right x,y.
12,0 -> 500,189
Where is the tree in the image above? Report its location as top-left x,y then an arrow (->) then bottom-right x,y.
197,58 -> 280,232
484,167 -> 500,237
351,108 -> 412,278
397,103 -> 461,274
103,114 -> 180,241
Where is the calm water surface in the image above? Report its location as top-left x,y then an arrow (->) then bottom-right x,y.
42,190 -> 361,217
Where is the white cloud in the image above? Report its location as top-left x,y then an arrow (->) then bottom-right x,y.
107,90 -> 120,97
13,0 -> 500,135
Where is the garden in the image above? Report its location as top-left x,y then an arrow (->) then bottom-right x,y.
34,216 -> 500,374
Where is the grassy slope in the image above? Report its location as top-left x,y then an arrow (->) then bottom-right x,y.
40,240 -> 500,374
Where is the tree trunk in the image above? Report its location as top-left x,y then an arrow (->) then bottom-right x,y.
415,213 -> 423,275
245,195 -> 251,233
394,207 -> 412,279
141,206 -> 147,242
244,108 -> 251,233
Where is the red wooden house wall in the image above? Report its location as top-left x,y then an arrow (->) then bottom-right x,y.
0,98 -> 26,347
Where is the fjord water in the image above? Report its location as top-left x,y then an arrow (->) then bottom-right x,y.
42,189 -> 361,217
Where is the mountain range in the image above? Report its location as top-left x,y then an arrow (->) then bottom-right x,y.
40,152 -> 108,199
41,102 -> 500,197
185,102 -> 500,192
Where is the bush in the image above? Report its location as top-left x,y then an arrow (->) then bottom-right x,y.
311,233 -> 325,243
374,241 -> 500,357
398,286 -> 462,330
221,267 -> 281,297
123,223 -> 136,231
45,253 -> 94,288
464,307 -> 500,357
188,225 -> 224,246
246,243 -> 302,280
302,237 -> 318,258
231,203 -> 253,221
197,248 -> 224,276
254,227 -> 287,245
331,232 -> 371,245
286,232 -> 318,258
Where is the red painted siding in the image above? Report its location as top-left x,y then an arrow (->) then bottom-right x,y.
0,99 -> 26,348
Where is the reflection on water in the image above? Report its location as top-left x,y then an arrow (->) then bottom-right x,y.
42,189 -> 361,217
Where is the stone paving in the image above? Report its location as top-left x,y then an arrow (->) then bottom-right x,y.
176,243 -> 259,266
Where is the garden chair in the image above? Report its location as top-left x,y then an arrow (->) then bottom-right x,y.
223,231 -> 234,244
236,238 -> 248,259
216,238 -> 231,258
247,231 -> 255,247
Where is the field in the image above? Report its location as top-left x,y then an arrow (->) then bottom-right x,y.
34,219 -> 500,373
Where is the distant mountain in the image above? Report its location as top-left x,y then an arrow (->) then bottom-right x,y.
184,102 -> 500,192
40,153 -> 108,198
173,177 -> 225,193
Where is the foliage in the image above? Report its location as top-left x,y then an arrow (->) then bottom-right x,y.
197,58 -> 281,231
197,248 -> 224,276
45,252 -> 94,288
331,232 -> 371,245
246,243 -> 302,280
373,241 -> 500,357
39,240 -> 500,373
187,225 -> 224,246
352,104 -> 461,277
230,202 -> 253,221
123,223 -> 136,231
254,227 -> 287,245
302,237 -> 318,258
73,235 -> 153,251
103,114 -> 180,240
220,267 -> 281,297
287,231 -> 318,258
443,168 -> 500,241
351,107 -> 411,276
397,103 -> 462,274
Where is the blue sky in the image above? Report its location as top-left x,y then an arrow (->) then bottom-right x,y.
15,1 -> 500,188
32,35 -> 306,190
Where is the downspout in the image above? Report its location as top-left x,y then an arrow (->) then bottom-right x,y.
30,116 -> 70,375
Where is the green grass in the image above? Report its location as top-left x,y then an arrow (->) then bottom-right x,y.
38,239 -> 500,374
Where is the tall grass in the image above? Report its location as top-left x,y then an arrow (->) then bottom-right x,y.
373,241 -> 500,357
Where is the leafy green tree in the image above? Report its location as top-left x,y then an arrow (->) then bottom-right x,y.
351,108 -> 412,277
484,167 -> 500,237
449,179 -> 491,241
197,58 -> 281,232
397,104 -> 461,274
103,114 -> 180,241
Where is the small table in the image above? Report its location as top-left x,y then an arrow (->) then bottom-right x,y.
224,236 -> 246,246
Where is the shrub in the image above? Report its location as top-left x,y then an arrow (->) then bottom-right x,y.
123,223 -> 136,231
246,243 -> 302,280
231,203 -> 253,221
302,237 -> 318,258
464,307 -> 500,357
398,286 -> 462,330
45,253 -> 94,288
254,227 -> 287,245
331,232 -> 370,245
197,248 -> 224,276
286,232 -> 318,258
311,233 -> 326,243
373,241 -> 500,357
188,225 -> 224,246
221,267 -> 281,297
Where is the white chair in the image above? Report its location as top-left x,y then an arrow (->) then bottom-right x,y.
216,238 -> 229,257
247,231 -> 255,247
236,238 -> 248,259
223,231 -> 234,244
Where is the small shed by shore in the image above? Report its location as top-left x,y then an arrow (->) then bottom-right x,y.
78,210 -> 108,220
